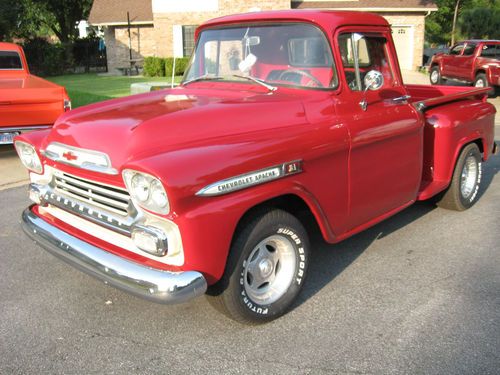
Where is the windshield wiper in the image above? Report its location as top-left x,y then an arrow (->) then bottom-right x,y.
182,74 -> 277,92
182,75 -> 224,86
233,74 -> 277,92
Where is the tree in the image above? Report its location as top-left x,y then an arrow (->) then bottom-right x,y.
426,0 -> 473,45
0,0 -> 91,42
31,0 -> 94,43
460,7 -> 500,39
0,1 -> 22,40
426,0 -> 499,45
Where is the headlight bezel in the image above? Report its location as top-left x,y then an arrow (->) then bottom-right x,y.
14,140 -> 43,174
122,169 -> 170,215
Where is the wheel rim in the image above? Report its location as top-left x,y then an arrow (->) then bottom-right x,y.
475,79 -> 485,88
243,234 -> 297,305
430,70 -> 439,83
460,154 -> 478,199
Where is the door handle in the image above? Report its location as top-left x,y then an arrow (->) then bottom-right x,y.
391,95 -> 411,103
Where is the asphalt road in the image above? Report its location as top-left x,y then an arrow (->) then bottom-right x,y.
0,138 -> 499,374
1,72 -> 500,374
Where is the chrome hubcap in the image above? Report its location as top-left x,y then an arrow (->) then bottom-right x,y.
475,79 -> 485,87
258,259 -> 274,278
431,70 -> 439,83
460,155 -> 478,199
244,234 -> 297,305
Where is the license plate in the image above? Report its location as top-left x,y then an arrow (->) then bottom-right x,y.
0,132 -> 20,145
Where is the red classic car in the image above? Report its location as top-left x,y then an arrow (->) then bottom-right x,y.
0,42 -> 70,144
16,11 -> 497,323
429,40 -> 500,93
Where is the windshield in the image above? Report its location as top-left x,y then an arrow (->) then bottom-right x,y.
183,23 -> 336,89
0,51 -> 23,70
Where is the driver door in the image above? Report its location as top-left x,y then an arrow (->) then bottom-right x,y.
334,30 -> 424,231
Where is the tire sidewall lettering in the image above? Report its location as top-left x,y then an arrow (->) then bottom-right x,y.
460,150 -> 482,206
467,161 -> 481,203
238,225 -> 307,316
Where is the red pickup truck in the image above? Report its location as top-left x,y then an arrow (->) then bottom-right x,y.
429,39 -> 500,93
0,42 -> 70,144
16,11 -> 497,324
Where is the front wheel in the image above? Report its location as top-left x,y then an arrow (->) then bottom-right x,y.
436,143 -> 482,211
429,66 -> 445,85
474,73 -> 488,88
208,209 -> 309,324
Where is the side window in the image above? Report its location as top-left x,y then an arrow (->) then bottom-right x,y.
450,44 -> 464,55
338,33 -> 394,91
463,44 -> 476,56
481,44 -> 498,58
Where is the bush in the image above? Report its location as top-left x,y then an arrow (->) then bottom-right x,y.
165,57 -> 190,77
143,56 -> 166,77
73,37 -> 107,72
22,38 -> 66,76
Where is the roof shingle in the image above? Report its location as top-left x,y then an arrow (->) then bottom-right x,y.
89,0 -> 437,25
89,0 -> 153,25
292,0 -> 437,10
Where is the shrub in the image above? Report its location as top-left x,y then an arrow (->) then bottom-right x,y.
22,38 -> 66,76
143,56 -> 166,77
165,57 -> 190,77
73,37 -> 107,72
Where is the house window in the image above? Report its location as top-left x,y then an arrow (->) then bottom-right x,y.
182,25 -> 197,57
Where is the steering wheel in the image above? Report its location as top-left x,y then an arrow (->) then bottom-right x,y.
277,69 -> 324,88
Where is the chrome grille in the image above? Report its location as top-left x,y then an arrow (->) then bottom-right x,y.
53,172 -> 130,216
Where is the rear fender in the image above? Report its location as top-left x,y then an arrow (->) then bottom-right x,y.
418,99 -> 495,200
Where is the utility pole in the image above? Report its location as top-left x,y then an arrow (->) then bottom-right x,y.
451,0 -> 460,46
127,11 -> 133,61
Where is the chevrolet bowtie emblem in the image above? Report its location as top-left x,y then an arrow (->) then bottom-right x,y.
62,151 -> 78,161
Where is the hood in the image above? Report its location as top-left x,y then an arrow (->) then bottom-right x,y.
42,84 -> 309,169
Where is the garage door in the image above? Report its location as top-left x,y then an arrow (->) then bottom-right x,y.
392,26 -> 414,70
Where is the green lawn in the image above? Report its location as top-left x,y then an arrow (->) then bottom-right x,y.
46,74 -> 182,108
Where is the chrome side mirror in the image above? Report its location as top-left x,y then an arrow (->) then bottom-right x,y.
364,70 -> 384,91
360,70 -> 384,111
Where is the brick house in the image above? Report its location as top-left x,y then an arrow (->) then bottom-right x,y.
89,0 -> 437,73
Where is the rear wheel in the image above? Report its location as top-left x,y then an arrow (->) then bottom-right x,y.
436,143 -> 482,211
474,73 -> 495,96
207,209 -> 309,324
474,73 -> 488,88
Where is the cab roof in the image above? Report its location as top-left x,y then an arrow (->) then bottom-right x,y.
0,42 -> 23,52
200,10 -> 389,33
461,40 -> 500,44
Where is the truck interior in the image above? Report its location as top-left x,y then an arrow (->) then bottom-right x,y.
184,23 -> 337,89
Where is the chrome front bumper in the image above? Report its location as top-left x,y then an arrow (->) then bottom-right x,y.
21,208 -> 207,304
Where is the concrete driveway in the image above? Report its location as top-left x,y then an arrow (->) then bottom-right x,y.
0,144 -> 27,190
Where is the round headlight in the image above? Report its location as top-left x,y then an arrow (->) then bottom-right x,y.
123,169 -> 170,215
131,173 -> 150,202
15,141 -> 43,174
151,179 -> 168,208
